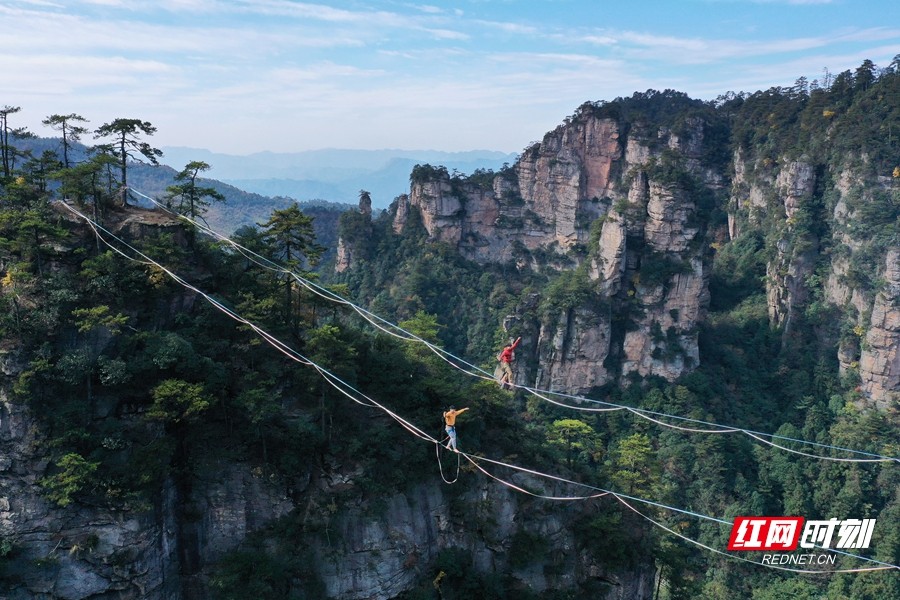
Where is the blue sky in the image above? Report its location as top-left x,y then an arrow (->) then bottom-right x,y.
3,0 -> 898,155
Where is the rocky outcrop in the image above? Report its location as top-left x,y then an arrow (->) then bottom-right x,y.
336,195 -> 374,273
334,238 -> 352,273
536,308 -> 612,392
728,151 -> 900,405
0,354 -> 294,600
729,156 -> 819,332
859,248 -> 900,408
0,371 -> 180,599
590,208 -> 626,295
311,468 -> 654,600
391,110 -> 718,391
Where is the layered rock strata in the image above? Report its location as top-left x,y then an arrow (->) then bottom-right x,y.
392,109 -> 718,390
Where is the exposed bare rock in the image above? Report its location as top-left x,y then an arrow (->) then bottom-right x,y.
0,386 -> 180,600
387,112 -> 716,392
392,193 -> 410,233
408,177 -> 465,246
313,476 -> 654,600
644,182 -> 699,253
536,308 -> 611,392
1,376 -> 296,600
776,161 -> 815,219
590,210 -> 627,295
622,258 -> 705,381
730,159 -> 818,331
730,150 -> 771,229
334,237 -> 352,273
859,248 -> 900,408
336,195 -> 374,273
398,115 -> 625,263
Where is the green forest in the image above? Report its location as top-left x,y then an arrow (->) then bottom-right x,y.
0,57 -> 898,600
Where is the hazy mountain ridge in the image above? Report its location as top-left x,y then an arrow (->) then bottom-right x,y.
161,147 -> 517,208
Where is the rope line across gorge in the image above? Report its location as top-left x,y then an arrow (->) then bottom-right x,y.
125,188 -> 899,466
58,198 -> 900,574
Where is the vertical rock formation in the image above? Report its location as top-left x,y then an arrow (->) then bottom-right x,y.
859,248 -> 900,408
0,350 -> 181,599
390,107 -> 719,393
309,473 -> 654,600
729,148 -> 900,407
335,193 -> 374,273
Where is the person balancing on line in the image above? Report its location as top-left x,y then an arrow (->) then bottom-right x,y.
443,406 -> 469,452
497,336 -> 521,390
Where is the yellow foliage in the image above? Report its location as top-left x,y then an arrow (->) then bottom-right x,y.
147,265 -> 168,287
822,109 -> 836,119
893,166 -> 900,178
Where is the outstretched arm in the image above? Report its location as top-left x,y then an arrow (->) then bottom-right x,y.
510,337 -> 522,350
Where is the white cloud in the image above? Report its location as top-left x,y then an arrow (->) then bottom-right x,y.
411,4 -> 445,14
473,19 -> 540,35
5,0 -> 899,154
424,28 -> 470,41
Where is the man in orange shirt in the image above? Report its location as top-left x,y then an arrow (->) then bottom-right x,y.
443,406 -> 470,452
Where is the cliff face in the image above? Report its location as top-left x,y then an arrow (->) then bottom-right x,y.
822,171 -> 900,409
1,202 -> 656,599
2,349 -> 654,599
393,110 -> 718,391
728,149 -> 899,409
335,194 -> 374,273
386,105 -> 898,407
310,470 -> 654,600
0,358 -> 303,600
394,115 -> 626,262
0,349 -> 180,600
730,154 -> 820,333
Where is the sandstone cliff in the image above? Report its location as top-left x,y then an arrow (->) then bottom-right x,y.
728,149 -> 899,409
309,467 -> 654,600
392,106 -> 720,391
383,101 -> 898,407
2,353 -> 654,599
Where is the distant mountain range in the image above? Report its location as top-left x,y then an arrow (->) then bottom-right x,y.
10,136 -> 515,243
160,147 -> 518,209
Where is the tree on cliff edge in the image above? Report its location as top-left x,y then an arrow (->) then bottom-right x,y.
1,105 -> 33,181
42,113 -> 89,169
94,118 -> 163,206
259,205 -> 324,333
165,160 -> 225,245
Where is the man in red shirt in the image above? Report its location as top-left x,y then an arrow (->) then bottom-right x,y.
497,337 -> 521,390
